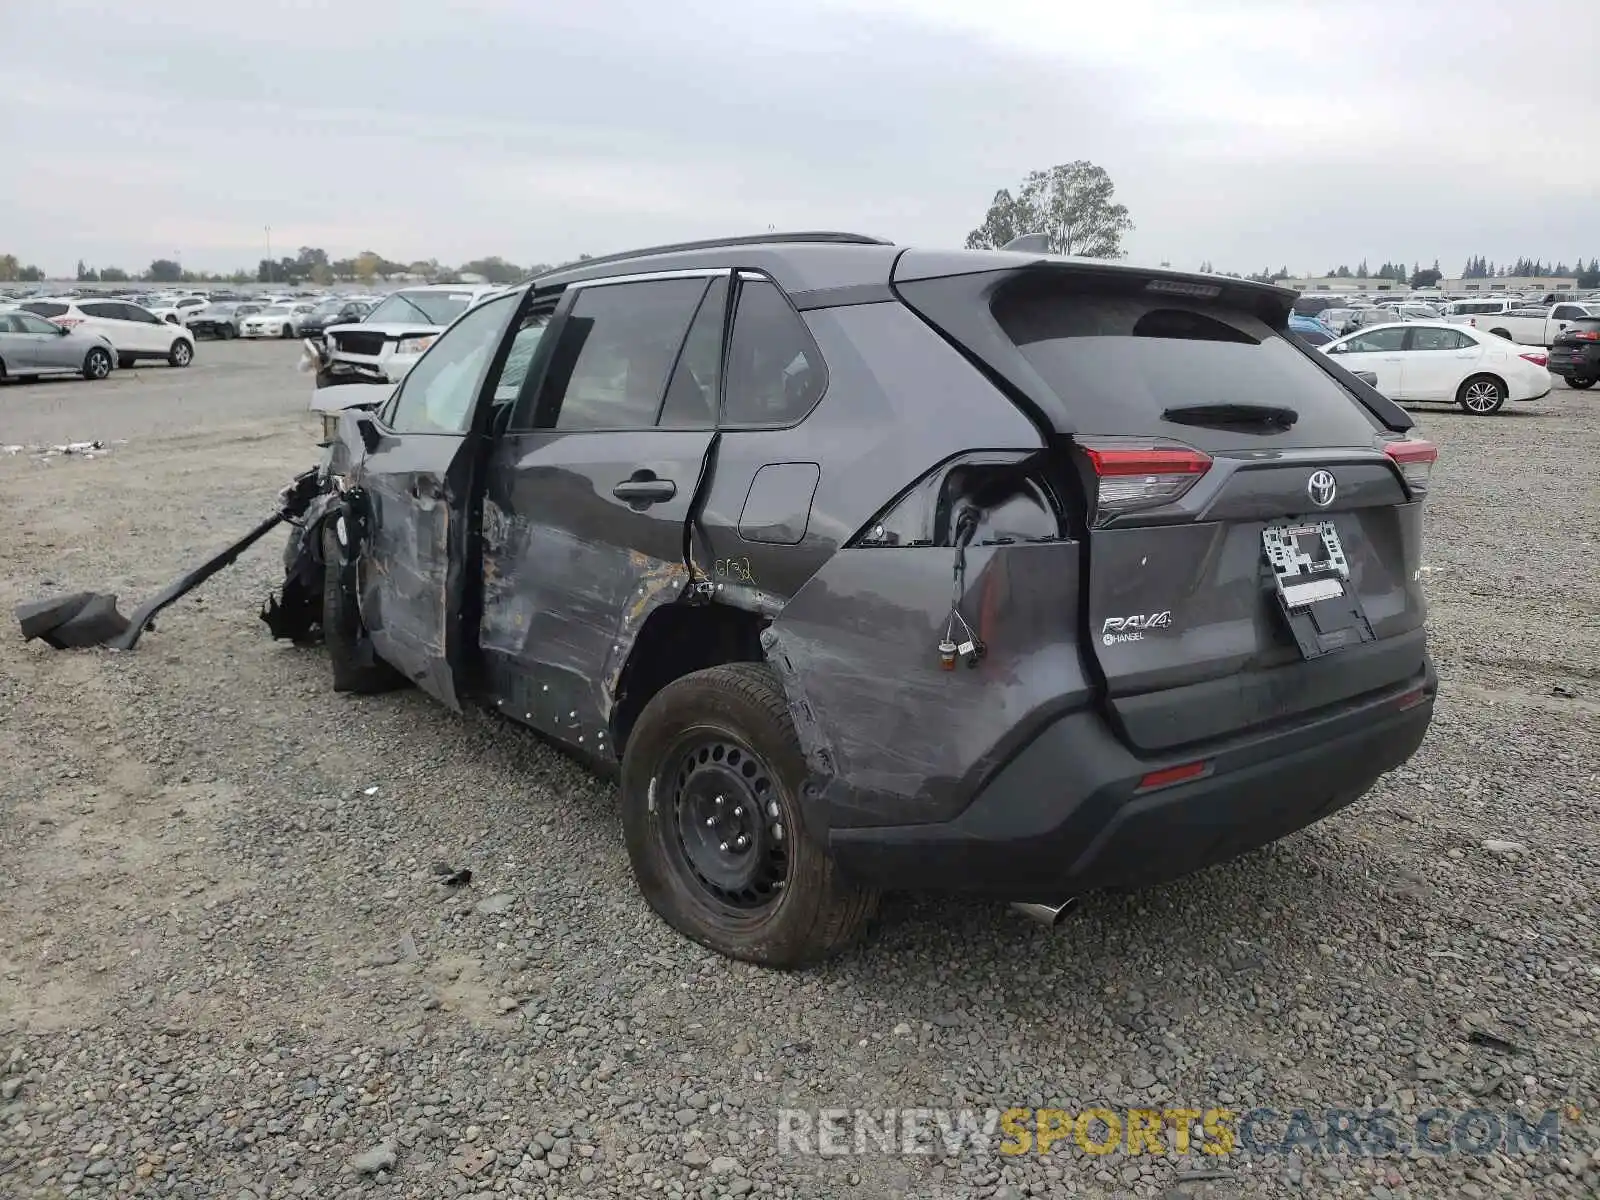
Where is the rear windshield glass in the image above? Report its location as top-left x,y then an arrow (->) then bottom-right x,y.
993,282 -> 1383,449
20,301 -> 67,318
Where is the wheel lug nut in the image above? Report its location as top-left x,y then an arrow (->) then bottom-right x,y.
705,816 -> 717,827
718,841 -> 730,852
733,806 -> 744,817
735,835 -> 748,849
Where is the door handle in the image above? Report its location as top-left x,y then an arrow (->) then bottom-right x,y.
612,475 -> 677,505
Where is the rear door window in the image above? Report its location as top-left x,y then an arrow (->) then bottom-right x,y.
1407,327 -> 1472,351
79,302 -> 126,321
20,302 -> 66,319
992,282 -> 1385,450
722,277 -> 827,426
538,278 -> 707,431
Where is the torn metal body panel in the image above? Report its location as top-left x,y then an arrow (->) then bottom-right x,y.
763,540 -> 1091,829
478,429 -> 711,746
354,431 -> 473,709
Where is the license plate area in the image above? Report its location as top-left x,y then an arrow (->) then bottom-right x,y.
1262,522 -> 1375,659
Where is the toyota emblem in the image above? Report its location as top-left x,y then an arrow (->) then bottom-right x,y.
1307,469 -> 1337,507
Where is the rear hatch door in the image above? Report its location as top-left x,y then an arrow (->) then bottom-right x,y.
1550,317 -> 1600,369
894,259 -> 1431,754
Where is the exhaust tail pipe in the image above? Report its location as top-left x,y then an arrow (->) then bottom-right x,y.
1009,898 -> 1080,928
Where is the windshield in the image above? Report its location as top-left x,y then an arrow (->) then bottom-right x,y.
260,306 -> 289,316
313,300 -> 345,314
366,291 -> 474,325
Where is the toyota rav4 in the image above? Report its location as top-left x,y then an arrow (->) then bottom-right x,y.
267,232 -> 1438,968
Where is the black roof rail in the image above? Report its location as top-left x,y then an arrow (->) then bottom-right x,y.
528,231 -> 893,281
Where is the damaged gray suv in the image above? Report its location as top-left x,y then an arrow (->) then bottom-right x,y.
268,232 -> 1439,968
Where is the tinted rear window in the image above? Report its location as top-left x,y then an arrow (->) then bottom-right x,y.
21,301 -> 66,318
993,283 -> 1384,450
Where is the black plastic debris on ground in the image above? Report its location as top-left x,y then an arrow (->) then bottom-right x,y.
15,592 -> 131,649
431,862 -> 472,888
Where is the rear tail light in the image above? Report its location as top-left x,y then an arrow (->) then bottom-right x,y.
1571,330 -> 1600,341
1383,437 -> 1437,496
1079,441 -> 1212,526
1520,350 -> 1548,367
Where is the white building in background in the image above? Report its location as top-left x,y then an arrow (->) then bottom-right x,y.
1281,274 -> 1579,296
1440,276 -> 1577,294
1278,277 -> 1411,294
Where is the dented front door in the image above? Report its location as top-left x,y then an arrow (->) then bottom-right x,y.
353,291 -> 522,710
477,273 -> 726,747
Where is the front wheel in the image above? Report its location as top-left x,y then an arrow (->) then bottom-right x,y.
1457,374 -> 1507,415
82,348 -> 112,380
320,523 -> 405,693
1567,376 -> 1595,390
282,324 -> 297,339
168,339 -> 193,368
620,663 -> 877,968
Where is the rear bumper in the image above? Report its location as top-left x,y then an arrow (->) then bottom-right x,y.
1549,357 -> 1599,380
829,662 -> 1435,899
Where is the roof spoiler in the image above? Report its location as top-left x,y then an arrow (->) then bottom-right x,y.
1001,233 -> 1053,254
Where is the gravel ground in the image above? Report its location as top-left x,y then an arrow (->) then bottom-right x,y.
1,342 -> 1596,1199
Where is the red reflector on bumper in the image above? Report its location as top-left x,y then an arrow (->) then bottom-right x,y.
1395,687 -> 1430,712
1137,760 -> 1209,791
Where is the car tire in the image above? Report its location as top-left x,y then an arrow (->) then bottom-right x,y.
620,663 -> 878,969
168,339 -> 193,368
222,324 -> 236,340
117,354 -> 136,370
282,325 -> 297,339
82,348 -> 112,381
1457,374 -> 1507,415
320,523 -> 406,694
1568,377 -> 1595,390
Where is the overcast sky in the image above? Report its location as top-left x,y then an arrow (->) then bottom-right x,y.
4,0 -> 1596,278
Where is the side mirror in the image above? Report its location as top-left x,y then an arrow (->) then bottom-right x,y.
57,323 -> 71,335
355,414 -> 385,455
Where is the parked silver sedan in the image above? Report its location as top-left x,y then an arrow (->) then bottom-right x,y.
0,311 -> 117,381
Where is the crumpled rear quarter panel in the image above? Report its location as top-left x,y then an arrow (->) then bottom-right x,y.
763,541 -> 1091,828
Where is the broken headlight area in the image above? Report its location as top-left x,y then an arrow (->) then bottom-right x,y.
260,477 -> 346,645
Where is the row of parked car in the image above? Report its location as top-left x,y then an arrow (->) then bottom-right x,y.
1286,296 -> 1599,409
0,292 -> 388,383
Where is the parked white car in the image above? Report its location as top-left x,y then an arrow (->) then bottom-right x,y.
149,296 -> 210,325
1474,302 -> 1598,347
1321,322 -> 1550,414
241,303 -> 317,339
319,285 -> 504,383
18,298 -> 195,368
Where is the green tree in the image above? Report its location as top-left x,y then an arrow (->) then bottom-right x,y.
963,188 -> 1023,251
100,266 -> 130,283
1410,265 -> 1442,288
965,161 -> 1133,257
147,258 -> 183,282
17,263 -> 45,282
0,253 -> 21,280
459,256 -> 525,284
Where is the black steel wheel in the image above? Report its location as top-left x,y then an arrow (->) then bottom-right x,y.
662,733 -> 789,911
621,664 -> 877,968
